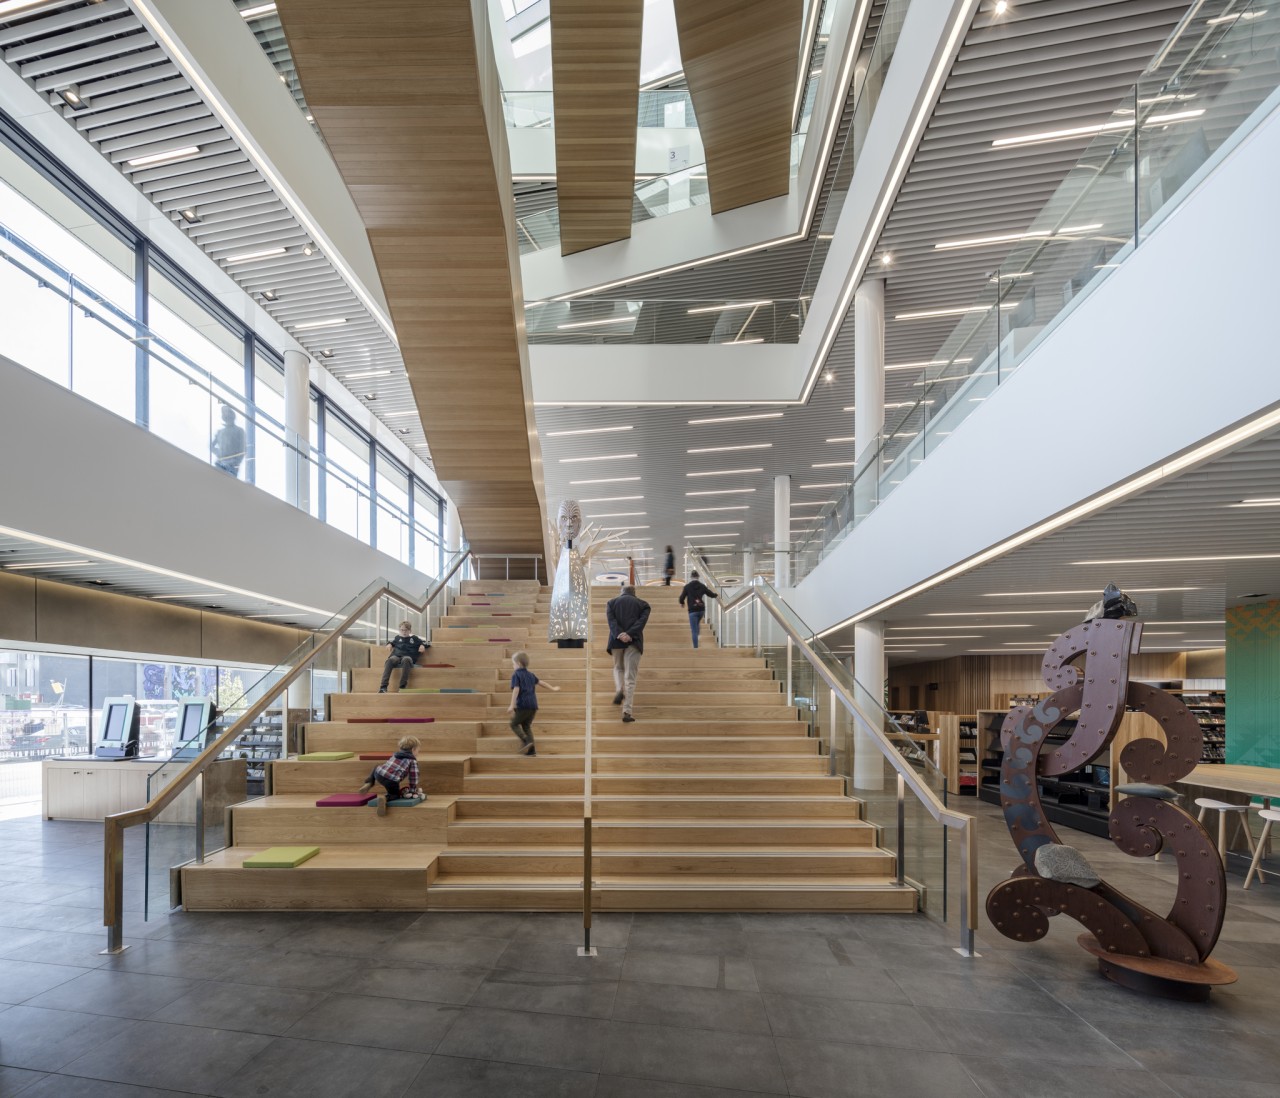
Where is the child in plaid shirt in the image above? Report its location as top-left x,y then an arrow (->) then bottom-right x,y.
359,735 -> 424,815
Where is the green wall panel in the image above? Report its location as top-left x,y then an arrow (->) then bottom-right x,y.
1226,600 -> 1280,768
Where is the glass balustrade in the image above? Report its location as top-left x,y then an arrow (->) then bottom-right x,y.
793,0 -> 1280,582
526,297 -> 807,345
0,222 -> 439,571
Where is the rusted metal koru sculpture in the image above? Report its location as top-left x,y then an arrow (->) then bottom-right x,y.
986,598 -> 1237,999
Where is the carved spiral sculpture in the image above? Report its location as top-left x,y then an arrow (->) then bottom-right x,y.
986,613 -> 1235,997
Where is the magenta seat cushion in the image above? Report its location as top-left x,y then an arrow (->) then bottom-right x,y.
315,792 -> 376,807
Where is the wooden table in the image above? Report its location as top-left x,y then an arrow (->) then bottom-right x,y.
1178,764 -> 1280,853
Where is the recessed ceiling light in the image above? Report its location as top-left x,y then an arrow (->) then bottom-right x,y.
684,534 -> 739,540
927,609 -> 1084,617
126,145 -> 202,168
178,206 -> 200,224
598,525 -> 648,530
586,512 -> 646,518
686,300 -> 774,315
790,501 -> 826,508
984,586 -> 1196,597
1230,497 -> 1280,507
556,315 -> 636,330
888,635 -> 983,640
294,317 -> 348,330
151,592 -> 225,600
343,369 -> 391,380
685,520 -> 745,526
685,488 -> 757,496
685,506 -> 750,513
224,246 -> 287,264
887,623 -> 1030,630
885,358 -> 974,371
1144,621 -> 1224,626
686,468 -> 764,477
318,348 -> 336,359
56,84 -> 88,110
546,425 -> 634,437
825,436 -> 856,443
812,461 -> 854,468
558,453 -> 637,464
0,0 -> 55,15
578,495 -> 643,502
727,337 -> 765,345
260,289 -> 278,301
688,413 -> 784,425
880,253 -> 893,265
823,371 -> 836,382
798,482 -> 844,489
240,2 -> 278,18
884,400 -> 936,409
569,476 -> 642,485
5,559 -> 93,570
895,305 -> 1017,320
687,444 -> 772,454
1074,553 -> 1280,565
302,244 -> 316,256
991,112 -> 1202,149
1206,9 -> 1267,24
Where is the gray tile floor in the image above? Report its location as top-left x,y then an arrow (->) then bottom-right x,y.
3,802 -> 1280,1098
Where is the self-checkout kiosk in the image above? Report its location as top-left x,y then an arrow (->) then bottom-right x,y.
94,697 -> 141,759
172,697 -> 216,760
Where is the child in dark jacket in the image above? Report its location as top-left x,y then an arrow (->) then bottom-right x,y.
506,650 -> 560,756
359,735 -> 424,815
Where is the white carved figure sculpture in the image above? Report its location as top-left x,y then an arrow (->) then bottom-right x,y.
548,500 -> 623,647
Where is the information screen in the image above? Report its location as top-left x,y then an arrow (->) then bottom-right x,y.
103,703 -> 127,742
179,705 -> 203,745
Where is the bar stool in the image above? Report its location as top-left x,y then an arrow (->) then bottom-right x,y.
1244,808 -> 1280,889
1196,797 -> 1258,863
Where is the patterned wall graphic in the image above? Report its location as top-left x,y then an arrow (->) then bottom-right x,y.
1226,600 -> 1280,768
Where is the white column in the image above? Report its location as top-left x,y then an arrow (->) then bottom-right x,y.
853,619 -> 885,789
773,475 -> 791,588
852,278 -> 885,522
445,503 -> 461,555
283,349 -> 310,511
742,547 -> 755,587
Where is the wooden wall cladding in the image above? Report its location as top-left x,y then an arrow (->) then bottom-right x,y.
0,573 -> 36,643
551,0 -> 644,255
276,0 -> 546,557
672,0 -> 803,214
889,652 -> 1188,714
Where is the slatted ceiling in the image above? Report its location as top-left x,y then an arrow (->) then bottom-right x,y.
829,426 -> 1280,663
0,0 -> 430,442
275,0 -> 544,558
549,0 -> 644,255
672,0 -> 803,215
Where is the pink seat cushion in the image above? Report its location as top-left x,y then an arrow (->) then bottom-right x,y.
315,792 -> 376,807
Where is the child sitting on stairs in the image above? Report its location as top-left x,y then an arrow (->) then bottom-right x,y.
359,735 -> 425,815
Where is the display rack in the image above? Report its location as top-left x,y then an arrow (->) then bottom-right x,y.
226,710 -> 282,796
1172,689 -> 1227,764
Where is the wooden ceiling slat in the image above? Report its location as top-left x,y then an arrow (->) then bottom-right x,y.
672,0 -> 803,214
275,0 -> 546,558
550,0 -> 644,256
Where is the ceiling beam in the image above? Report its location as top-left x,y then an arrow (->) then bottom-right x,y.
275,0 -> 547,560
672,0 -> 803,214
550,0 -> 644,255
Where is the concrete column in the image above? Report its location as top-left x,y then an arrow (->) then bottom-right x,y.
853,619 -> 885,789
852,278 -> 885,522
283,349 -> 310,511
773,475 -> 790,588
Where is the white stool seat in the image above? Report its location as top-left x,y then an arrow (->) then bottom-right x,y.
1198,798 -> 1260,873
1244,808 -> 1280,889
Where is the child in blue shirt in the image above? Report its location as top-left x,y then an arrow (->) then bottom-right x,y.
506,650 -> 559,756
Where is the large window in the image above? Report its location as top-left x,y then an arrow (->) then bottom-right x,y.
0,109 -> 448,578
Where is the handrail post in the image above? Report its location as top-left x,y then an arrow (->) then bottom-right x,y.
102,816 -> 126,954
896,772 -> 906,887
194,771 -> 205,864
579,603 -> 596,957
785,635 -> 793,705
828,689 -> 837,777
957,820 -> 979,957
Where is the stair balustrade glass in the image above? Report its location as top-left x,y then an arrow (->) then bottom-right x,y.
134,553 -> 468,925
697,549 -> 968,935
526,297 -> 807,345
793,0 -> 1280,582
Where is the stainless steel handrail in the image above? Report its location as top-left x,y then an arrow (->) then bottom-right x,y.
690,550 -> 978,954
101,547 -> 471,953
470,552 -> 545,582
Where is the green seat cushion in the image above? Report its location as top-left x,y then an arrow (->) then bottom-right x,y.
243,846 -> 320,869
297,751 -> 355,761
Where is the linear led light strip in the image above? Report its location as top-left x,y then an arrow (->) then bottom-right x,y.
816,402 -> 1280,636
549,0 -> 862,306
990,111 -> 1205,149
132,1 -> 399,348
801,0 -> 984,405
0,523 -> 334,618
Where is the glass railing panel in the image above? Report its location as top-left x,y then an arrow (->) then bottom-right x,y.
793,0 -> 1280,579
526,298 -> 805,345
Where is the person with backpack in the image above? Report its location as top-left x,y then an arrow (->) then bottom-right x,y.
358,735 -> 425,815
678,570 -> 718,649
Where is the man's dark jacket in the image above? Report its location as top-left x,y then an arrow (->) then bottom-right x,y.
606,593 -> 651,654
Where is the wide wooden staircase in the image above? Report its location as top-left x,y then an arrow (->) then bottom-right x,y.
181,581 -> 916,913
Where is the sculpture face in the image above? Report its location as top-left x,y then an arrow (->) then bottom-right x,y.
557,500 -> 582,542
